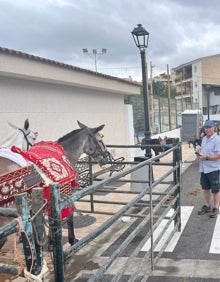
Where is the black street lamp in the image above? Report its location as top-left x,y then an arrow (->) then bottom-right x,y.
131,24 -> 151,158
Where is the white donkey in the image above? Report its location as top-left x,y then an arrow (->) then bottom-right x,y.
0,118 -> 38,150
0,118 -> 38,169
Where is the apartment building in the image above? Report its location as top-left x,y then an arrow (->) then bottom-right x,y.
173,54 -> 220,121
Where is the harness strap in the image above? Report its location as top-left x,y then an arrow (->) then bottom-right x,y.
18,128 -> 33,150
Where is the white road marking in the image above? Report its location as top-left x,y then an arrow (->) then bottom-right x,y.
141,206 -> 194,252
209,208 -> 220,254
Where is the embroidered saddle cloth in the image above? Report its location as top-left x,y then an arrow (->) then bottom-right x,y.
12,141 -> 77,187
11,142 -> 78,219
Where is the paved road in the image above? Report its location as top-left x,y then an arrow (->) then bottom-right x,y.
146,159 -> 220,282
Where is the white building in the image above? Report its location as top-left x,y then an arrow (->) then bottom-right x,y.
173,54 -> 220,122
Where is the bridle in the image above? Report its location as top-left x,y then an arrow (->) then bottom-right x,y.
19,128 -> 36,150
86,132 -> 109,160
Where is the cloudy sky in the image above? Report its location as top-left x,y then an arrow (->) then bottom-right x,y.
0,0 -> 220,81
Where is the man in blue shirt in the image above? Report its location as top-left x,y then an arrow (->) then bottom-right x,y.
197,120 -> 220,218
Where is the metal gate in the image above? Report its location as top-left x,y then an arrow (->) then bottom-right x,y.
47,141 -> 181,281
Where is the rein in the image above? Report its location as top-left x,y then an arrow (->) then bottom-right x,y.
18,128 -> 33,150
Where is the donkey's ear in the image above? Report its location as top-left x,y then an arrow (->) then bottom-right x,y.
158,136 -> 162,141
24,119 -> 29,130
77,120 -> 87,129
7,121 -> 18,130
93,124 -> 105,134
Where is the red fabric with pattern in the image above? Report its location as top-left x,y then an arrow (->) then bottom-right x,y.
12,141 -> 77,185
11,142 -> 78,219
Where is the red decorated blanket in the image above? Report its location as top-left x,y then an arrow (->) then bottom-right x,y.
11,142 -> 78,219
12,141 -> 77,186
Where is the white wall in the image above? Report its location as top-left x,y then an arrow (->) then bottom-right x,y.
0,76 -> 127,148
152,128 -> 181,140
0,49 -> 142,162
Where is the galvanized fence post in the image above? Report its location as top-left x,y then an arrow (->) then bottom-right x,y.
49,182 -> 65,282
173,139 -> 182,231
15,192 -> 40,275
31,188 -> 45,273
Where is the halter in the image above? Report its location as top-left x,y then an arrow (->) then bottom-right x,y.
19,128 -> 35,150
88,132 -> 109,161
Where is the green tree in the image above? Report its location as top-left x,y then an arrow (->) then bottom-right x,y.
125,81 -> 177,136
125,90 -> 145,136
153,81 -> 176,98
153,81 -> 167,98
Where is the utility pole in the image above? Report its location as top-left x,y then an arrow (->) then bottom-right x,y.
150,61 -> 154,133
190,80 -> 193,109
167,64 -> 172,131
206,85 -> 211,120
180,72 -> 184,112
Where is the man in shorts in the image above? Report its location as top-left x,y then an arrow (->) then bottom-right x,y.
197,120 -> 220,218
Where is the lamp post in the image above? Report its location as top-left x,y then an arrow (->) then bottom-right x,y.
82,48 -> 107,72
131,24 -> 151,158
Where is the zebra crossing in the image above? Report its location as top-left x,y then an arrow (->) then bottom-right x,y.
209,212 -> 220,254
140,205 -> 220,254
141,206 -> 194,252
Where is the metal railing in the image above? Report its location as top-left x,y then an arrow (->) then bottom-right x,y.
48,141 -> 182,281
0,141 -> 181,281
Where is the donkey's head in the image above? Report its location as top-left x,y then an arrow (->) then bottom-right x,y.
7,118 -> 38,150
77,120 -> 109,166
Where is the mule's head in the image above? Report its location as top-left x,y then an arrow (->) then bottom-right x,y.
158,136 -> 167,146
157,136 -> 167,152
159,136 -> 178,151
78,121 -> 109,166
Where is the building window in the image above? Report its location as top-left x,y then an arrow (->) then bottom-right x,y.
195,81 -> 197,88
194,66 -> 197,72
211,105 -> 218,114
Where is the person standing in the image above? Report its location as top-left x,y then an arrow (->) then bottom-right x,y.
197,120 -> 220,218
194,120 -> 206,148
